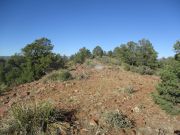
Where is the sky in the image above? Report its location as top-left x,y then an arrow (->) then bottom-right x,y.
0,0 -> 180,58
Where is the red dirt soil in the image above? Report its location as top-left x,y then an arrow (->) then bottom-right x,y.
0,64 -> 180,135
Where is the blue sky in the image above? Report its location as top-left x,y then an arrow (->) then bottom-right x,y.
0,0 -> 180,58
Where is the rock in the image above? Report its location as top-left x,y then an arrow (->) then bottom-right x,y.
130,129 -> 137,135
89,119 -> 98,126
27,91 -> 30,95
133,106 -> 140,113
174,130 -> 180,135
13,93 -> 17,97
80,128 -> 88,134
56,127 -> 62,135
74,90 -> 78,93
119,129 -> 126,135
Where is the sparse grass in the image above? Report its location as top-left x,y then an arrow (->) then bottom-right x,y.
103,111 -> 134,129
85,59 -> 96,68
0,83 -> 7,95
76,72 -> 90,80
124,86 -> 135,94
43,70 -> 72,82
96,56 -> 121,66
118,86 -> 135,94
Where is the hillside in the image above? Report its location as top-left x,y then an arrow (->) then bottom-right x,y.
0,61 -> 179,135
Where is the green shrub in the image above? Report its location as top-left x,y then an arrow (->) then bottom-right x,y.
45,70 -> 72,82
97,56 -> 121,65
124,86 -> 135,94
103,111 -> 134,129
113,39 -> 158,68
152,93 -> 180,115
132,66 -> 154,75
92,46 -> 104,57
76,73 -> 90,80
0,38 -> 66,89
123,64 -> 154,75
0,83 -> 7,95
123,63 -> 131,71
85,59 -> 96,68
73,47 -> 91,64
153,59 -> 180,115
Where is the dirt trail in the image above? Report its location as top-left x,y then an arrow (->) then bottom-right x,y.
0,64 -> 179,134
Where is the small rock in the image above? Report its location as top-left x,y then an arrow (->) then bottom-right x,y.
133,106 -> 140,113
119,129 -> 126,135
74,90 -> 78,93
3,100 -> 9,104
27,91 -> 30,95
174,130 -> 180,135
13,93 -> 17,97
89,119 -> 98,126
130,129 -> 137,135
80,128 -> 88,134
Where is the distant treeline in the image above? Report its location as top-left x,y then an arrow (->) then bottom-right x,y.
0,56 -> 11,60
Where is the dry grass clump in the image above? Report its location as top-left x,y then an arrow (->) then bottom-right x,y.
103,111 -> 134,129
43,69 -> 72,82
0,101 -> 77,135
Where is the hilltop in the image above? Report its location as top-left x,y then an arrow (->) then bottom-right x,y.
0,60 -> 179,135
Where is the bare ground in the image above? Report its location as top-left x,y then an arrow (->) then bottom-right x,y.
0,63 -> 180,135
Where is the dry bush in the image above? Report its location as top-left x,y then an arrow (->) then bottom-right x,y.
103,111 -> 134,129
0,101 -> 77,135
43,70 -> 72,82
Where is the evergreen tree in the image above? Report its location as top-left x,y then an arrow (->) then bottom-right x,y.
174,40 -> 180,61
93,46 -> 103,57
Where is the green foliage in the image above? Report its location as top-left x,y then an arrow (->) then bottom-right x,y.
2,55 -> 25,85
153,58 -> 180,114
158,57 -> 174,68
21,38 -> 57,80
157,61 -> 180,103
132,66 -> 154,75
107,50 -> 113,57
137,39 -> 158,69
113,46 -> 122,58
123,64 -> 154,75
120,42 -> 138,66
0,38 -> 66,92
174,40 -> 180,61
174,40 -> 180,54
85,59 -> 96,68
0,59 -> 6,83
0,83 -> 7,95
152,93 -> 180,115
103,111 -> 134,129
73,47 -> 91,64
113,39 -> 158,69
93,46 -> 104,57
96,56 -> 121,65
123,63 -> 131,71
44,70 -> 72,82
